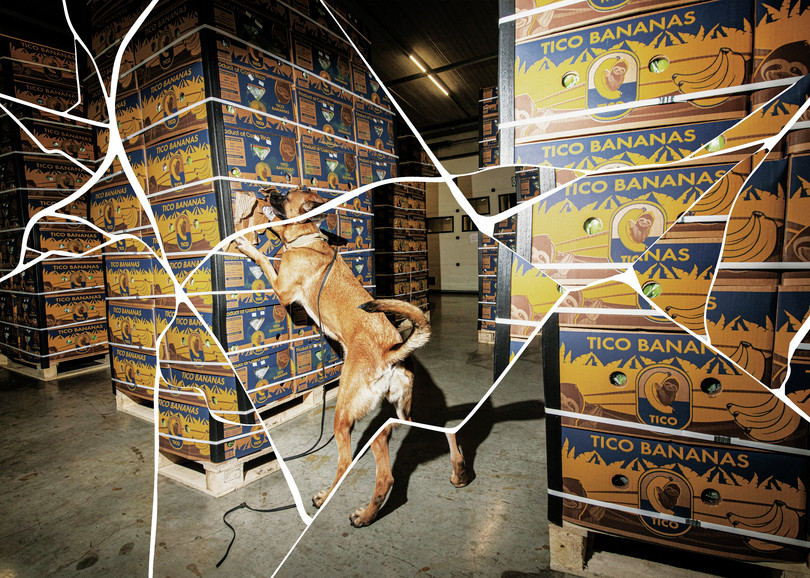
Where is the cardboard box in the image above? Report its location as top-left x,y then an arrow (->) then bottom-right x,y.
514,0 -> 697,42
634,223 -> 726,336
772,273 -> 810,388
783,153 -> 810,261
291,33 -> 352,92
299,131 -> 357,190
101,147 -> 149,196
107,300 -> 157,349
216,34 -> 294,83
145,128 -> 213,196
721,158 -> 787,263
514,1 -> 752,143
169,365 -> 254,418
1,34 -> 75,71
105,256 -> 155,298
110,344 -> 164,395
40,290 -> 105,328
35,225 -> 103,256
152,189 -> 221,256
338,212 -> 373,250
297,88 -> 355,142
752,0 -> 810,78
222,253 -> 280,310
222,124 -> 301,186
2,79 -> 79,125
351,60 -> 392,112
90,182 -> 142,232
357,147 -> 397,187
2,190 -> 87,226
164,304 -> 224,364
19,260 -> 103,293
17,320 -> 107,363
0,120 -> 93,161
354,104 -> 395,154
292,335 -> 341,393
140,60 -> 206,145
558,425 -> 809,562
219,61 -> 296,129
233,343 -> 294,409
225,304 -> 288,359
153,255 -> 213,309
510,253 -> 563,337
1,154 -> 92,192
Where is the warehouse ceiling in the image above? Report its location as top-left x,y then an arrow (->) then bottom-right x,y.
1,0 -> 500,140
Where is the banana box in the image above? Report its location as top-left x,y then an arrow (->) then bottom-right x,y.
163,303 -> 223,365
1,79 -> 79,126
292,335 -> 342,394
111,344 -> 168,400
107,227 -> 159,255
772,272 -> 810,389
145,128 -> 213,196
352,56 -> 393,112
153,255 -> 213,309
296,88 -> 355,143
784,153 -> 810,262
291,33 -> 352,93
558,280 -> 674,331
104,256 -> 154,298
377,274 -> 411,297
516,119 -> 744,173
140,61 -> 206,146
0,292 -> 13,323
13,294 -> 38,327
222,253 -> 280,311
373,184 -> 426,210
17,320 -> 107,364
514,0 -> 697,42
35,225 -> 103,256
131,26 -> 203,89
89,182 -> 142,233
753,0 -> 810,79
721,157 -> 787,263
748,73 -> 810,158
481,303 -> 496,323
480,140 -> 500,169
357,146 -> 397,187
11,121 -> 94,161
17,260 -> 102,293
375,226 -> 425,253
226,304 -> 288,361
42,290 -> 105,328
480,277 -> 496,301
338,212 -> 372,251
295,69 -> 352,106
481,246 -> 498,275
158,396 -> 270,463
219,60 -> 296,128
706,271 -> 778,385
102,148 -> 148,195
6,155 -> 91,192
557,425 -> 809,562
233,343 -> 294,409
510,253 -> 564,338
559,326 -> 807,446
222,124 -> 301,186
354,103 -> 395,155
1,35 -> 75,72
514,1 -> 752,143
88,1 -> 145,59
21,193 -> 88,225
107,300 -> 157,349
788,127 -> 810,155
0,231 -> 20,268
287,302 -> 317,339
299,131 -> 357,191
152,189 -> 221,255
167,366 -> 254,421
634,223 -> 726,336
343,251 -> 374,286
216,34 -> 294,83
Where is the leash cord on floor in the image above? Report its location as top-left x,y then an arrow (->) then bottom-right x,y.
216,385 -> 333,568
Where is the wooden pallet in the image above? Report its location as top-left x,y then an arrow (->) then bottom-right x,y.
549,522 -> 810,578
0,353 -> 109,382
115,391 -> 155,422
477,329 -> 494,344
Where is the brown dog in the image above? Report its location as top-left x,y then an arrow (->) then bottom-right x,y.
233,186 -> 471,527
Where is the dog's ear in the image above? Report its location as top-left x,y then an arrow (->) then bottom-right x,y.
268,188 -> 289,219
300,200 -> 328,224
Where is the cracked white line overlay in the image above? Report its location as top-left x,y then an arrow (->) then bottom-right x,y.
0,0 -> 808,575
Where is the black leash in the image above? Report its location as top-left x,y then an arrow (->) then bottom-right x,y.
316,246 -> 339,381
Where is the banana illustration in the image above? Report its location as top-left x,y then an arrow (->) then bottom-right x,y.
722,211 -> 779,262
594,56 -> 629,100
726,393 -> 780,418
691,170 -> 746,216
728,501 -> 802,551
673,48 -> 747,107
618,207 -> 655,252
728,341 -> 767,381
731,399 -> 802,442
644,371 -> 679,414
664,304 -> 706,331
646,475 -> 681,515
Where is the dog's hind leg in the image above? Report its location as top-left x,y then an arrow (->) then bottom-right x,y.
349,424 -> 394,527
447,433 -> 472,487
312,391 -> 354,509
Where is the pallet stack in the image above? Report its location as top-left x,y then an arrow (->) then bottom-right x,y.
0,34 -> 109,379
498,0 -> 810,569
82,0 -> 391,481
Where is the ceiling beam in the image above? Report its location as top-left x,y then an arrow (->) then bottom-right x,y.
385,53 -> 497,87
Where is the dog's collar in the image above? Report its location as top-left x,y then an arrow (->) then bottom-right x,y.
285,231 -> 329,249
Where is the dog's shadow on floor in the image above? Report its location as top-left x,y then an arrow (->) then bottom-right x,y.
353,358 -> 545,523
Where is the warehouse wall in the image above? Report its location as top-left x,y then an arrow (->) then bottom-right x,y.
427,156 -> 515,292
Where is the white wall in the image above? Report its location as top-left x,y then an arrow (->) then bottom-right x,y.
426,157 -> 516,292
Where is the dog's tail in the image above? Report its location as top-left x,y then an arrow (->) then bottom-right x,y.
358,299 -> 430,364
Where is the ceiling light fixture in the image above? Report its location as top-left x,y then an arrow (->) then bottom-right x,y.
409,54 -> 450,96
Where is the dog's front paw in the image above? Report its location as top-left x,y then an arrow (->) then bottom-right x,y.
312,489 -> 329,509
349,506 -> 372,528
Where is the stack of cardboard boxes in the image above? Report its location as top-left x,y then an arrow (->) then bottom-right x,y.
502,0 -> 810,563
84,0 -> 391,464
0,34 -> 108,372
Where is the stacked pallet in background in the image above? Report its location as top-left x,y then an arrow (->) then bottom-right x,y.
479,86 -> 499,169
0,34 -> 109,379
500,0 -> 810,569
82,0 -> 392,483
476,86 -> 499,343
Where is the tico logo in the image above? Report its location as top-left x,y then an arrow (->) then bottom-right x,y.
588,0 -> 631,10
588,51 -> 638,121
636,365 -> 692,429
638,469 -> 693,536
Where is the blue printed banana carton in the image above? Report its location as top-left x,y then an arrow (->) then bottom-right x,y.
516,119 -> 742,173
219,57 -> 295,124
164,303 -> 224,365
528,163 -> 737,283
43,291 -> 105,328
354,101 -> 395,154
13,122 -> 94,162
559,326 -> 807,447
107,300 -> 157,349
233,343 -> 294,409
295,69 -> 352,106
296,88 -> 355,142
152,190 -> 221,255
0,155 -> 86,193
514,1 -> 752,143
338,212 -> 373,250
17,320 -> 107,363
222,254 -> 280,311
351,60 -> 392,113
783,153 -> 810,262
510,253 -> 563,338
152,255 -> 213,309
753,0 -> 810,85
558,425 -> 809,562
168,366 -> 253,422
357,147 -> 397,187
344,251 -> 374,286
293,335 -> 342,394
111,345 -> 178,402
225,304 -> 288,362
103,148 -> 148,195
634,223 -> 726,336
146,128 -> 213,196
299,130 -> 357,191
105,256 -> 155,298
216,34 -> 294,82
90,182 -> 142,233
772,273 -> 810,392
21,260 -> 103,293
706,271 -> 778,385
36,225 -> 102,256
291,33 -> 351,92
140,60 -> 207,146
222,124 -> 301,186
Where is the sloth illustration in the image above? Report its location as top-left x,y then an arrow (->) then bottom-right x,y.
656,376 -> 680,407
120,274 -> 130,293
657,481 -> 682,512
57,174 -> 74,189
344,152 -> 356,173
164,91 -> 178,115
753,41 -> 810,81
604,59 -> 629,91
560,382 -> 585,413
629,211 -> 655,244
275,80 -> 292,104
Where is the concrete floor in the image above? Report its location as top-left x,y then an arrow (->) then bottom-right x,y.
0,293 -> 561,577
